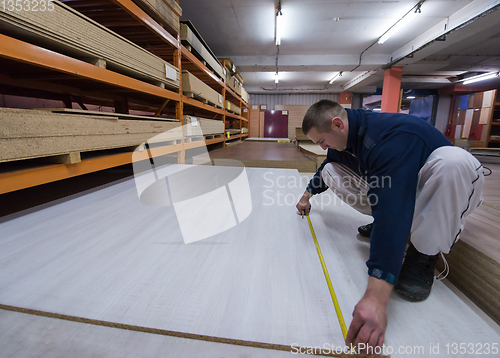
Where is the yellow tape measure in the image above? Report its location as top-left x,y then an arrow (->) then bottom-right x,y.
307,215 -> 348,340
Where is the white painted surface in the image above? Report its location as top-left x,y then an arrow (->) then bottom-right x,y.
0,167 -> 498,357
0,167 -> 343,349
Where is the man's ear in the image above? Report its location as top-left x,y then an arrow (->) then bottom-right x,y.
331,117 -> 344,131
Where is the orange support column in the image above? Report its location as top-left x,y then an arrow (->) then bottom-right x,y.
338,92 -> 352,108
381,66 -> 403,113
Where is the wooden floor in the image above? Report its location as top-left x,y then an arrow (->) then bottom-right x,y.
193,141 -> 317,172
0,166 -> 499,357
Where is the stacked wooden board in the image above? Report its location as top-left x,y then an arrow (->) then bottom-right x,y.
249,105 -> 265,138
0,108 -> 181,163
180,21 -> 224,80
182,71 -> 224,108
225,101 -> 241,115
225,68 -> 243,96
448,89 -> 497,148
298,144 -> 327,170
132,0 -> 182,35
241,87 -> 250,104
0,1 -> 179,89
182,115 -> 224,137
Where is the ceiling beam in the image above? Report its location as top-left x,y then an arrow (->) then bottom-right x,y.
229,54 -> 389,72
390,0 -> 500,66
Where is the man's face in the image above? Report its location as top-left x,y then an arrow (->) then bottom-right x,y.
306,117 -> 348,151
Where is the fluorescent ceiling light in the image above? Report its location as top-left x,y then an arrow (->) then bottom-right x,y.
373,108 -> 381,111
407,96 -> 416,99
329,72 -> 342,84
462,72 -> 499,85
275,11 -> 283,45
275,72 -> 279,84
378,9 -> 419,45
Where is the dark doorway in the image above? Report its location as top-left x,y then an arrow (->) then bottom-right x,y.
264,110 -> 288,138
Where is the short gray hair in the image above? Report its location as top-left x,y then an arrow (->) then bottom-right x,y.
302,100 -> 346,135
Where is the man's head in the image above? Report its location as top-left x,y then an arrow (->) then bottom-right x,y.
302,100 -> 349,151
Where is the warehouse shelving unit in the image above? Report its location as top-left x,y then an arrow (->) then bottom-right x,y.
0,0 -> 248,195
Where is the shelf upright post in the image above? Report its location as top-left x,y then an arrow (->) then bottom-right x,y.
222,60 -> 227,147
174,34 -> 185,164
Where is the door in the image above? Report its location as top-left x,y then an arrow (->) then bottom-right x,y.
264,110 -> 288,138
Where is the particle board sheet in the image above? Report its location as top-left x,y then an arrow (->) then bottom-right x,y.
0,167 -> 345,349
182,71 -> 223,107
299,144 -> 327,170
241,87 -> 250,103
0,309 -> 294,358
302,184 -> 500,357
132,0 -> 180,34
249,107 -> 260,137
0,108 -> 181,162
275,105 -> 310,140
40,108 -> 177,122
0,1 -> 179,88
192,142 -> 317,173
226,100 -> 241,115
245,138 -> 290,142
180,22 -> 224,79
182,115 -> 224,136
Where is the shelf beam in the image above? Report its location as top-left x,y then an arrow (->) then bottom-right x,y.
0,34 -> 181,103
0,139 -> 224,195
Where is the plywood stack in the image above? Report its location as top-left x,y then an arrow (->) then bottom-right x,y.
132,0 -> 182,35
182,71 -> 224,108
295,127 -> 310,142
0,1 -> 179,89
448,89 -> 496,148
275,105 -> 310,140
180,21 -> 224,80
225,101 -> 241,115
249,105 -> 260,137
298,144 -> 327,170
182,115 -> 224,137
220,58 -> 244,96
241,87 -> 250,104
225,71 -> 242,96
0,108 -> 181,163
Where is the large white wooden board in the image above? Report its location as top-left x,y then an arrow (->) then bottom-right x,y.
0,167 -> 344,349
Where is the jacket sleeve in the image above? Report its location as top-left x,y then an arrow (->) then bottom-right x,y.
306,149 -> 362,195
365,131 -> 429,285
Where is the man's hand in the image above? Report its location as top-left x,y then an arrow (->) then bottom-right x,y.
346,276 -> 392,355
296,190 -> 313,217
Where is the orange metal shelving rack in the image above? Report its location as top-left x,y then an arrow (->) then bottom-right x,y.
0,1 -> 249,195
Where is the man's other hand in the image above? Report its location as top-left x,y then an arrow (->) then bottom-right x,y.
346,276 -> 391,355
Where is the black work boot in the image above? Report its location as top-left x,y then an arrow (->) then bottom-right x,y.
358,223 -> 373,238
395,243 -> 439,301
